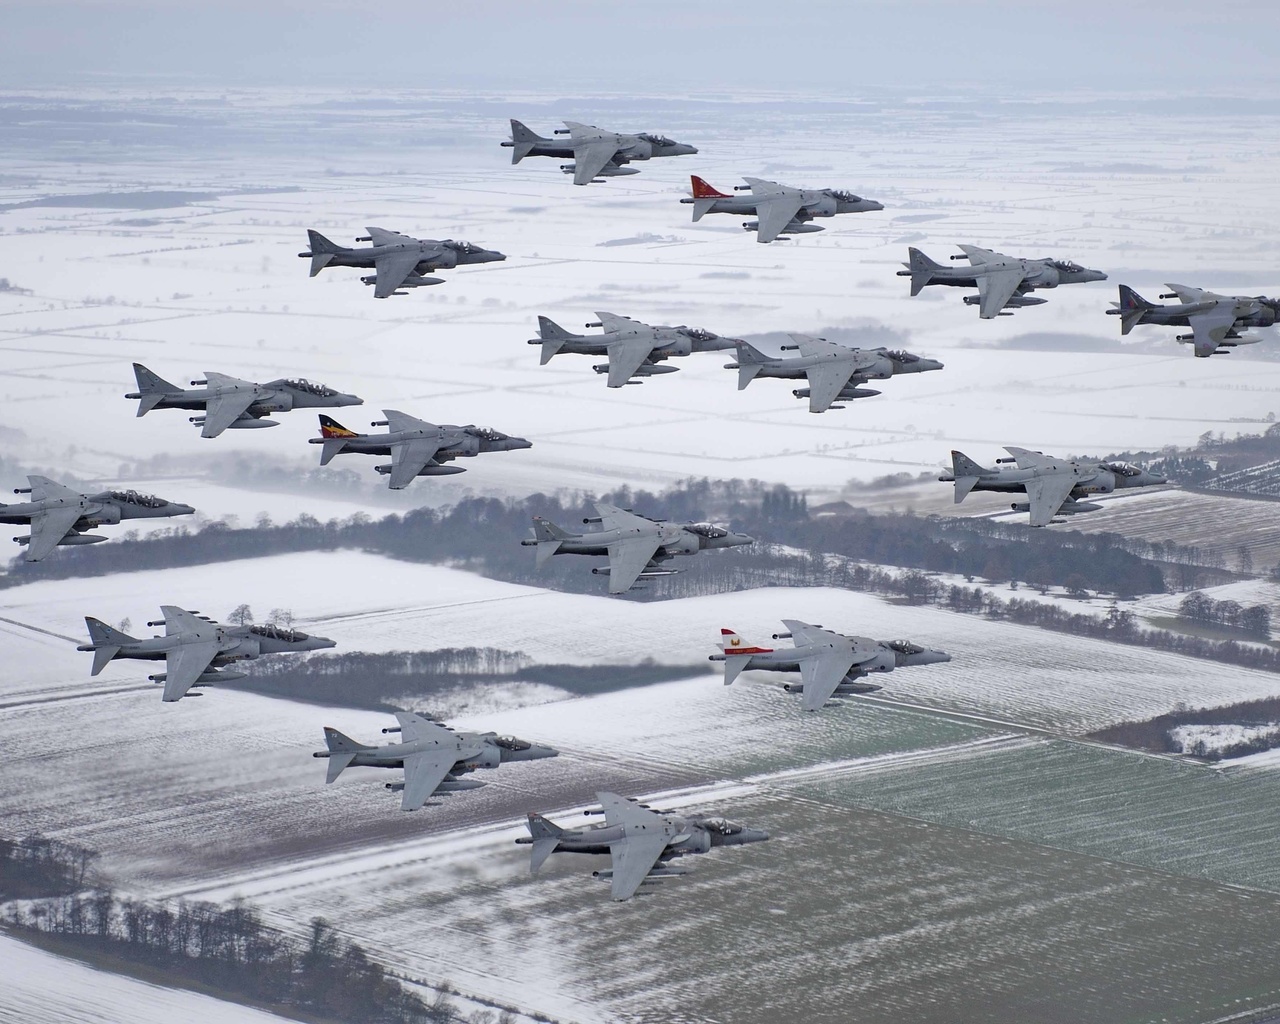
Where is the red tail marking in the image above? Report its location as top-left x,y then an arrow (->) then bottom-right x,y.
691,175 -> 729,199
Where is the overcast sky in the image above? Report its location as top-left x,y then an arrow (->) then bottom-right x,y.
3,1 -> 1278,96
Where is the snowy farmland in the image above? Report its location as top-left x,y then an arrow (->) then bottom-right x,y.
6,87 -> 1280,1023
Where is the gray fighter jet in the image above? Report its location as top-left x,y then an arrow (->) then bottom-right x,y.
309,412 -> 531,489
899,245 -> 1107,318
516,791 -> 768,901
727,335 -> 943,412
940,447 -> 1167,527
680,174 -> 884,243
530,311 -> 739,387
127,363 -> 361,439
710,620 -> 951,712
1106,284 -> 1278,357
501,119 -> 697,185
522,502 -> 753,594
77,606 -> 336,702
1,476 -> 193,562
299,227 -> 505,298
314,710 -> 557,812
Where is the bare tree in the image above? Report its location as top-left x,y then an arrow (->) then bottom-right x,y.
228,604 -> 254,626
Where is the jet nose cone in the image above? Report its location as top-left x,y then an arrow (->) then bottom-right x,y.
483,250 -> 507,263
171,503 -> 196,516
732,533 -> 755,546
308,636 -> 338,650
510,437 -> 534,450
531,745 -> 559,760
866,200 -> 885,211
745,828 -> 770,843
337,394 -> 363,407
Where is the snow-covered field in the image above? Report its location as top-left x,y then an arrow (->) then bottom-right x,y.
0,933 -> 294,1024
6,89 -> 1280,1023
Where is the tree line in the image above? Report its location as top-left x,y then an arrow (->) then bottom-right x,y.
1090,694 -> 1280,761
1178,591 -> 1272,638
1,834 -> 537,1024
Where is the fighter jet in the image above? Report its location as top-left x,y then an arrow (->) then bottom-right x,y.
710,620 -> 951,712
298,227 -> 505,298
313,710 -> 557,812
1,476 -> 193,562
501,119 -> 697,186
521,502 -> 753,594
516,791 -> 768,901
681,175 -> 884,243
940,447 -> 1167,527
77,606 -> 336,702
126,363 -> 362,439
1106,284 -> 1278,357
530,311 -> 740,387
726,335 -> 943,412
899,245 -> 1107,318
309,412 -> 531,489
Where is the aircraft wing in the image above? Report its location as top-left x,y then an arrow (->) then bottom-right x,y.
802,357 -> 859,413
957,244 -> 1004,266
372,251 -> 425,299
605,535 -> 666,593
1022,472 -> 1080,528
199,389 -> 258,438
160,605 -> 219,640
594,311 -> 642,336
162,640 -> 220,701
751,192 -> 806,243
393,710 -> 453,745
781,619 -> 842,647
27,475 -> 80,504
797,646 -> 867,711
594,502 -> 656,531
604,337 -> 657,388
365,226 -> 415,247
398,750 -> 459,812
23,504 -> 87,562
1003,446 -> 1052,471
387,437 -> 444,490
382,409 -> 433,434
571,141 -> 622,186
1165,282 -> 1207,303
1186,304 -> 1241,357
974,268 -> 1028,319
607,834 -> 672,900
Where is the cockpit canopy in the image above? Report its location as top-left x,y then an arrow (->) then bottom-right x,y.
886,640 -> 923,655
883,349 -> 918,363
683,327 -> 716,342
1048,259 -> 1084,273
493,735 -> 530,751
1101,461 -> 1144,478
638,133 -> 674,146
249,623 -> 310,642
467,426 -> 505,442
697,817 -> 742,835
685,522 -> 729,539
281,378 -> 337,396
829,189 -> 863,202
444,240 -> 484,254
108,489 -> 166,508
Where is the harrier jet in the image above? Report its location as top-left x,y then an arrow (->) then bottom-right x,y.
299,227 -> 505,298
711,620 -> 951,712
77,606 -> 336,702
941,447 -> 1166,527
516,791 -> 768,901
522,502 -> 753,594
501,119 -> 697,185
127,363 -> 361,439
530,311 -> 739,387
681,175 -> 884,243
1,476 -> 193,562
314,711 -> 557,812
310,412 -> 531,489
1106,284 -> 1277,357
899,245 -> 1107,318
727,336 -> 943,412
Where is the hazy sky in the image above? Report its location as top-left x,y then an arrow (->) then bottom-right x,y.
3,1 -> 1279,96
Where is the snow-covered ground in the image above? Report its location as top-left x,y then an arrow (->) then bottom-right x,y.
1171,722 -> 1280,755
0,933 -> 295,1024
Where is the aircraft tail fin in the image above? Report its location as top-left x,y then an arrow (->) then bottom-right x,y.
905,247 -> 944,296
130,363 -> 181,416
537,316 -> 576,363
719,628 -> 772,685
525,812 -> 564,874
1116,284 -> 1155,335
321,726 -> 371,783
689,176 -> 728,221
529,517 -> 572,568
317,414 -> 359,465
733,342 -> 769,389
950,450 -> 987,503
82,616 -> 135,675
508,119 -> 545,164
305,230 -> 344,276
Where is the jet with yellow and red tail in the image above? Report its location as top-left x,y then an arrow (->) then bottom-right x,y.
310,411 -> 531,490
